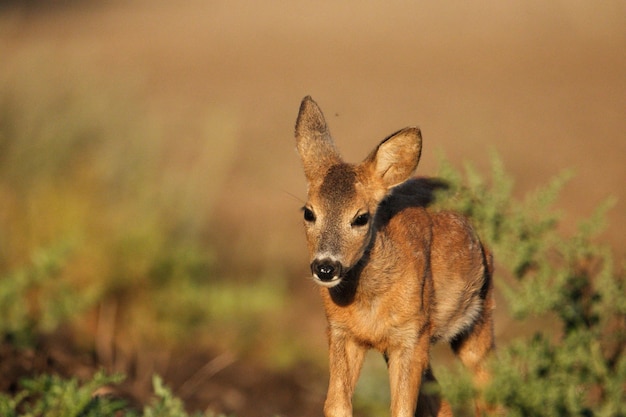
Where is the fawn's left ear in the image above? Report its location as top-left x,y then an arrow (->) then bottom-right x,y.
365,127 -> 422,189
295,96 -> 341,183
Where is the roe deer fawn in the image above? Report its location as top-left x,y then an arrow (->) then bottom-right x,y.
294,96 -> 495,417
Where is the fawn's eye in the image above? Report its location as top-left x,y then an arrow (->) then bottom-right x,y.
303,207 -> 316,222
352,212 -> 370,227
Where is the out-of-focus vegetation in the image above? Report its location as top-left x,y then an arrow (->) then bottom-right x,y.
0,53 -> 287,370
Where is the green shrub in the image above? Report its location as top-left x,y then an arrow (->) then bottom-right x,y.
0,372 -> 219,417
0,372 -> 126,417
435,155 -> 625,416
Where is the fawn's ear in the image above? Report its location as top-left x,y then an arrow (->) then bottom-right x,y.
365,127 -> 422,189
295,96 -> 341,183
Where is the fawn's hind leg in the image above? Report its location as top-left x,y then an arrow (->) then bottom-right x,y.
451,271 -> 496,415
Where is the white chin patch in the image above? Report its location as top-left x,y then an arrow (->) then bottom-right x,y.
313,275 -> 342,288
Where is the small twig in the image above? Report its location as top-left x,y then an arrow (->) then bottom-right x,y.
177,352 -> 236,397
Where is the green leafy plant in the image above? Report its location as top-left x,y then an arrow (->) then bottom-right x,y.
0,372 -> 224,417
0,371 -> 126,417
435,155 -> 625,416
0,241 -> 95,346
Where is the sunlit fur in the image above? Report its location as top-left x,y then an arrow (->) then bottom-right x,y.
295,96 -> 496,417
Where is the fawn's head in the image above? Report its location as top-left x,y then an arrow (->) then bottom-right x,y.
295,96 -> 422,288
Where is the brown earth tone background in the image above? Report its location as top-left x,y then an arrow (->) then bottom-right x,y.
1,1 -> 624,416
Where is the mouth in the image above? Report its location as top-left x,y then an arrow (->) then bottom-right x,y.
312,274 -> 342,288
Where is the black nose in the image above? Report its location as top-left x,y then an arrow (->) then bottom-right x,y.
311,259 -> 343,282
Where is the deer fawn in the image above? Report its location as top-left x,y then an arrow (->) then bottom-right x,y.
294,96 -> 495,417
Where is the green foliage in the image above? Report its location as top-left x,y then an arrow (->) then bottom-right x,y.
0,372 -> 225,417
0,371 -> 126,417
0,241 -> 96,346
139,376 -> 201,417
435,155 -> 626,416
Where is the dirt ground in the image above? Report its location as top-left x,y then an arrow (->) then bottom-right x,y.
0,1 -> 624,415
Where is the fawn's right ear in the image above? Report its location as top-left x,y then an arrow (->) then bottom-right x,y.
365,127 -> 422,189
295,96 -> 341,183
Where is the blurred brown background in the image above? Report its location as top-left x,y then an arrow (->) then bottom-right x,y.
0,1 -> 624,415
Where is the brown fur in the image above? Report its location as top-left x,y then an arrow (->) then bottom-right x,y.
295,96 -> 495,417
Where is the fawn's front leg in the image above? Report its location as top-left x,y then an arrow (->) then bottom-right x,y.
324,327 -> 367,417
387,334 -> 431,417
